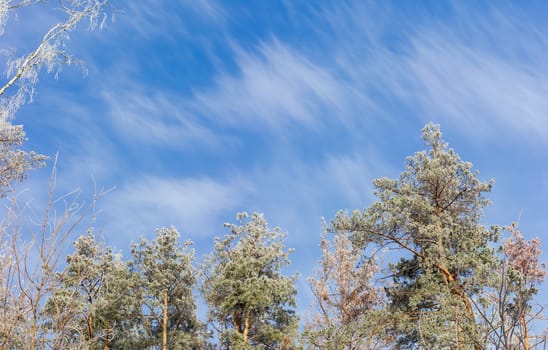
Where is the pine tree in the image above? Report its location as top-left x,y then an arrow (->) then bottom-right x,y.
45,230 -> 137,349
130,227 -> 204,350
333,123 -> 498,349
201,212 -> 299,349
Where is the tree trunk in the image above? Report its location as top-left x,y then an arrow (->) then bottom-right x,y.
30,282 -> 45,350
434,205 -> 480,350
87,313 -> 94,347
30,308 -> 37,350
162,289 -> 168,350
521,314 -> 530,350
243,309 -> 250,343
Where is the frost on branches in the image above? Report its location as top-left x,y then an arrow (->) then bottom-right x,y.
0,0 -> 110,196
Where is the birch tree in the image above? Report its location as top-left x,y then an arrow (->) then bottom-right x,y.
0,0 -> 110,196
477,223 -> 547,350
0,0 -> 110,117
304,226 -> 386,349
0,160 -> 109,349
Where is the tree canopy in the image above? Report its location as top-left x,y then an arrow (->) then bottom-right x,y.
0,123 -> 546,349
202,212 -> 299,349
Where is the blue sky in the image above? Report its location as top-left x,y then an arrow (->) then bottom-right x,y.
4,0 -> 548,320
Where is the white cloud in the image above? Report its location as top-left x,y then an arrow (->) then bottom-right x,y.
102,88 -> 221,150
100,175 -> 251,244
390,29 -> 548,140
118,2 -> 187,40
317,2 -> 548,142
93,149 -> 391,249
190,40 -> 357,131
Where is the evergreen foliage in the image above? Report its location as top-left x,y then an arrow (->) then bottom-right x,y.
130,227 -> 205,350
1,124 -> 546,349
329,123 -> 506,349
201,212 -> 299,349
45,231 -> 137,349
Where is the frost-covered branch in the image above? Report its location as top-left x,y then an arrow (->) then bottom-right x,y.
0,0 -> 110,197
0,0 -> 110,121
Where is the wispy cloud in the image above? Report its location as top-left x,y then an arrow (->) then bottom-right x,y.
315,1 -> 548,142
118,0 -> 224,41
190,40 -> 359,131
181,0 -> 225,22
100,175 -> 251,245
102,87 -> 221,150
400,30 -> 548,140
93,148 -> 389,250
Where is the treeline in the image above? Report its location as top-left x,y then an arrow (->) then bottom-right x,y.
1,124 -> 546,349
